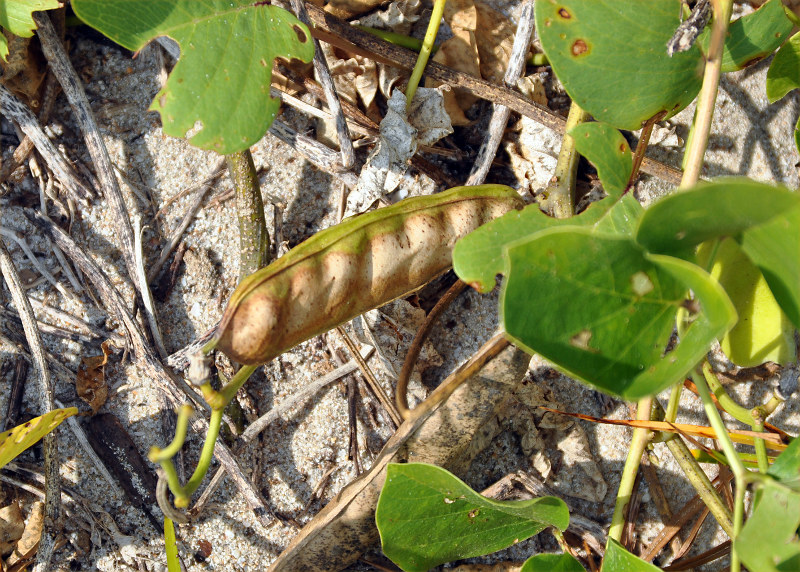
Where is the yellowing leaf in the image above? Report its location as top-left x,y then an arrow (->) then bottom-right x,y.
0,408 -> 78,469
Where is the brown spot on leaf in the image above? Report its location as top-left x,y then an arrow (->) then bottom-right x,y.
558,7 -> 571,19
260,58 -> 268,67
619,143 -> 627,152
293,25 -> 307,43
571,39 -> 589,56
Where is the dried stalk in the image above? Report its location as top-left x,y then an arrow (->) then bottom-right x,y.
290,0 -> 355,169
0,240 -> 61,572
0,84 -> 91,202
466,0 -> 534,186
33,13 -> 139,286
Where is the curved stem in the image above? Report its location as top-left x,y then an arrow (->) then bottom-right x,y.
702,363 -> 753,426
149,405 -> 194,462
405,0 -> 447,107
396,280 -> 467,419
182,407 -> 225,503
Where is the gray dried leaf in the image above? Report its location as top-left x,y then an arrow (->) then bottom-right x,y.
347,88 -> 452,216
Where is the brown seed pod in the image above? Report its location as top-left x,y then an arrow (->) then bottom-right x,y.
208,185 -> 523,365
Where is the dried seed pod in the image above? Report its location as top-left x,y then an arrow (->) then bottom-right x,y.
209,185 -> 523,365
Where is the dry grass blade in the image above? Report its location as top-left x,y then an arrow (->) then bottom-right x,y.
33,12 -> 140,287
0,241 -> 61,572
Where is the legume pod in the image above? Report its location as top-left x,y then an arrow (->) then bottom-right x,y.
209,185 -> 523,365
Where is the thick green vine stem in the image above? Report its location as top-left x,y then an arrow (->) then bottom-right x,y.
226,149 -> 270,282
405,0 -> 446,107
537,101 -> 590,219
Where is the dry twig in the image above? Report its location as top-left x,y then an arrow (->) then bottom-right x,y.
0,240 -> 61,572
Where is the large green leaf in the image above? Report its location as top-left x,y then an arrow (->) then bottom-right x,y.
767,32 -> 800,103
0,408 -> 78,469
636,179 -> 800,328
535,0 -> 703,130
501,229 -> 734,399
569,122 -> 632,198
72,0 -> 314,154
601,539 -> 661,572
376,463 -> 568,572
0,0 -> 60,60
735,478 -> 800,572
699,0 -> 793,73
452,194 -> 639,293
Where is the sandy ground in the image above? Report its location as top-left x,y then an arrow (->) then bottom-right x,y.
0,9 -> 799,572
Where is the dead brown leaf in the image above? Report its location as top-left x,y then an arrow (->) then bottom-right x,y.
5,501 -> 43,572
0,33 -> 47,111
76,340 -> 113,414
0,502 -> 24,556
475,2 -> 516,84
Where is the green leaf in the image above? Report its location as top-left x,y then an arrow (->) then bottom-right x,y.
735,479 -> 800,572
569,122 -> 632,197
522,553 -> 585,572
376,463 -> 568,572
699,0 -> 793,73
72,0 -> 314,154
636,179 -> 800,328
601,539 -> 661,572
592,194 -> 644,237
0,408 -> 79,469
767,31 -> 800,103
534,0 -> 703,130
452,194 -> 637,293
501,229 -> 734,399
0,0 -> 60,61
769,435 -> 800,488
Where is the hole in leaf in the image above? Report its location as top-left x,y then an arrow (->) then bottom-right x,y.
631,271 -> 654,297
293,25 -> 308,43
570,329 -> 596,352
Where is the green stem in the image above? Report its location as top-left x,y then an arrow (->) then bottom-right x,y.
529,52 -> 548,66
202,365 -> 258,410
608,397 -> 653,542
692,366 -> 748,572
663,384 -> 682,424
357,25 -> 425,52
751,415 -> 769,474
164,517 -> 181,572
538,101 -> 590,219
664,431 -> 734,536
652,397 -> 734,536
182,407 -> 225,504
148,405 -> 194,462
702,363 -> 753,426
405,0 -> 447,108
226,150 -> 269,282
